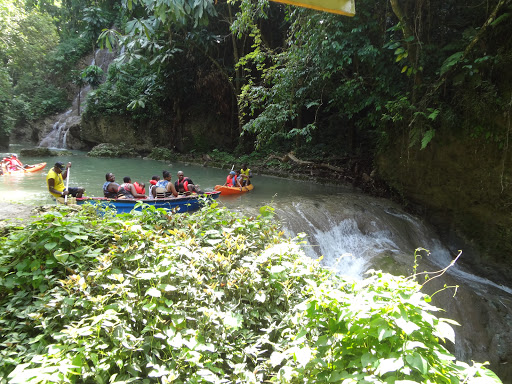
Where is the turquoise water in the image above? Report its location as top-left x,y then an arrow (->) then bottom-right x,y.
0,146 -> 349,210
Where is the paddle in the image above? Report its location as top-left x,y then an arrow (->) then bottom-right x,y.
64,165 -> 70,205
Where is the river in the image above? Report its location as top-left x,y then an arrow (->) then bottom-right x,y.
1,145 -> 512,382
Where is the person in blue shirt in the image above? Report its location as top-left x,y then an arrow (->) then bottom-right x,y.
154,170 -> 178,198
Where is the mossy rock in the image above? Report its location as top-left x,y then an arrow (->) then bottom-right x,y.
20,148 -> 72,157
88,143 -> 139,158
147,147 -> 177,162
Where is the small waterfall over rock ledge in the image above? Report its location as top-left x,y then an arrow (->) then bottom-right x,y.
273,194 -> 512,382
38,49 -> 116,149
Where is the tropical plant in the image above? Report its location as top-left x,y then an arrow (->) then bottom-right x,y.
0,203 -> 503,383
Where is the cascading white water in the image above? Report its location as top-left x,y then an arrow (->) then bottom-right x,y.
271,193 -> 512,381
38,49 -> 116,149
276,196 -> 512,295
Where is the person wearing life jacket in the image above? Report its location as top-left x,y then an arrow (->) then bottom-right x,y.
147,175 -> 160,199
154,171 -> 178,198
8,154 -> 23,171
103,173 -> 119,199
240,164 -> 253,186
46,162 -> 85,200
224,170 -> 242,189
117,176 -> 146,199
175,170 -> 203,195
133,181 -> 145,195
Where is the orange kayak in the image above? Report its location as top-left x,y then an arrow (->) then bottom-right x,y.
214,183 -> 254,195
1,162 -> 47,175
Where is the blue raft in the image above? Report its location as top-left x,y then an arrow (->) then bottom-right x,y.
76,191 -> 221,214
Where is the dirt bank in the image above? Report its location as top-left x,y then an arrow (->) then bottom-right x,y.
0,202 -> 39,225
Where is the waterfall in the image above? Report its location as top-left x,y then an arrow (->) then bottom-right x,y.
269,193 -> 512,381
38,49 -> 116,149
276,197 -> 512,295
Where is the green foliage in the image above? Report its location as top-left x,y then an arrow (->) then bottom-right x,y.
80,65 -> 105,88
234,5 -> 401,151
0,1 -> 62,128
84,61 -> 168,120
148,147 -> 177,161
46,36 -> 93,77
207,149 -> 237,165
2,7 -> 59,81
0,204 -> 502,383
88,143 -> 140,158
0,68 -> 14,137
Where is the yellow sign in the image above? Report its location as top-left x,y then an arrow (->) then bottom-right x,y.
271,0 -> 355,16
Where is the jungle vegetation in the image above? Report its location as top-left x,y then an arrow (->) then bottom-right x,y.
0,203 -> 503,383
1,0 -> 511,157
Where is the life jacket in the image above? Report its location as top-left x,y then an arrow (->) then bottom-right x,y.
175,177 -> 191,192
134,181 -> 145,194
118,183 -> 134,199
241,168 -> 250,177
150,180 -> 158,185
8,158 -> 20,170
103,181 -> 118,199
226,175 -> 234,185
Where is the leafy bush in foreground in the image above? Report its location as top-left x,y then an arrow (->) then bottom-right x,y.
0,204 -> 502,383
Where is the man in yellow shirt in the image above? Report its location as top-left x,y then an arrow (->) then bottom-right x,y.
46,162 -> 84,199
240,164 -> 253,186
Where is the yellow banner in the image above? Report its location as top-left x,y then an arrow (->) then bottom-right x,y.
270,0 -> 355,16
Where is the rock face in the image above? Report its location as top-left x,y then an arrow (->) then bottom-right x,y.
376,131 -> 512,277
80,106 -> 233,152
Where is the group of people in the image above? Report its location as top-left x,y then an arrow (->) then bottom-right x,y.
46,161 -> 253,202
1,154 -> 24,174
103,170 -> 203,200
223,164 -> 253,189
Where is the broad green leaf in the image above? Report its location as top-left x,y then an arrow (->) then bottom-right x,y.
270,351 -> 285,367
378,326 -> 394,341
223,312 -> 243,329
44,242 -> 57,250
440,51 -> 464,75
434,320 -> 455,343
375,357 -> 404,376
54,253 -> 69,263
255,292 -> 266,302
395,316 -> 420,335
405,352 -> 428,374
294,347 -> 312,368
420,129 -> 435,149
146,287 -> 161,297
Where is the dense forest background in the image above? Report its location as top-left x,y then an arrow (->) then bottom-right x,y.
1,0 -> 512,270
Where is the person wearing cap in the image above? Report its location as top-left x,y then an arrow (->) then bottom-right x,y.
175,171 -> 203,195
46,162 -> 84,199
223,170 -> 242,189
